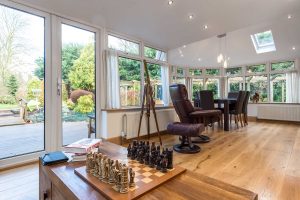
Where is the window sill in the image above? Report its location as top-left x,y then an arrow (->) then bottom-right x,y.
248,102 -> 300,105
102,106 -> 174,112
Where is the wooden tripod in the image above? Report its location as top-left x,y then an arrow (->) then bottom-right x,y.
137,60 -> 162,145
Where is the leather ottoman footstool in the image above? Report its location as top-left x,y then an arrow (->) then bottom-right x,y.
167,122 -> 205,154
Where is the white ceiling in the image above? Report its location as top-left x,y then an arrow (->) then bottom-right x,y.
168,12 -> 300,68
13,0 -> 300,50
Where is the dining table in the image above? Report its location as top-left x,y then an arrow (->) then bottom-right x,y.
214,98 -> 237,131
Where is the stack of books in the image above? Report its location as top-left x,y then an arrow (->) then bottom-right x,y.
63,138 -> 102,162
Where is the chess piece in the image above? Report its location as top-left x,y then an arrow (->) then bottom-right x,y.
120,164 -> 129,193
127,143 -> 132,157
102,158 -> 110,183
167,148 -> 173,169
93,153 -> 99,177
144,150 -> 150,165
129,168 -> 135,188
138,147 -> 145,164
115,170 -> 121,192
100,155 -> 107,180
86,152 -> 93,173
97,153 -> 103,178
90,152 -> 95,174
160,154 -> 168,173
108,159 -> 115,184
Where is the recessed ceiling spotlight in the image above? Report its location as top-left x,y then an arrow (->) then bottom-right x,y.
180,54 -> 184,57
188,14 -> 194,20
204,25 -> 208,30
288,14 -> 292,19
292,46 -> 296,50
168,0 -> 173,5
183,45 -> 186,48
198,58 -> 202,61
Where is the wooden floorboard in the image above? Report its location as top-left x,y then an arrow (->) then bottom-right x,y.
0,121 -> 300,200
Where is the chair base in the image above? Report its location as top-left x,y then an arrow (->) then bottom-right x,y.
191,135 -> 211,143
173,143 -> 201,154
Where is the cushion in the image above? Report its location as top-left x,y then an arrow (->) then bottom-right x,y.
167,122 -> 205,137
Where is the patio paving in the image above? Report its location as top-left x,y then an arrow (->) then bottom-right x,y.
0,121 -> 92,159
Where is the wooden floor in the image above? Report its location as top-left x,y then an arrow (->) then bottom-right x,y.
1,121 -> 300,200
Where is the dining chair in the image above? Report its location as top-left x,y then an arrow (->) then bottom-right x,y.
228,92 -> 239,99
230,91 -> 246,128
199,90 -> 222,129
242,91 -> 250,125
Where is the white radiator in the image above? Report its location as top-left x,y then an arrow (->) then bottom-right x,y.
257,104 -> 300,121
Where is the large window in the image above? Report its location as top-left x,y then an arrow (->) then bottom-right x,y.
246,75 -> 268,102
189,69 -> 202,76
206,78 -> 220,99
228,77 -> 244,92
119,57 -> 141,107
144,46 -> 167,61
271,61 -> 295,71
192,78 -> 204,100
247,64 -> 266,73
226,67 -> 242,76
108,35 -> 139,55
0,4 -> 45,159
206,69 -> 220,76
147,63 -> 163,104
270,73 -> 286,103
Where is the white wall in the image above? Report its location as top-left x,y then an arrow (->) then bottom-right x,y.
101,109 -> 177,139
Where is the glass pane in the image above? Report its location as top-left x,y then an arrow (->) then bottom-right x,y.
177,68 -> 184,76
192,78 -> 204,101
146,63 -> 163,105
108,35 -> 139,55
254,30 -> 274,47
0,5 -> 45,159
271,61 -> 294,71
228,77 -> 244,92
247,64 -> 266,73
245,75 -> 268,102
206,78 -> 220,99
144,46 -> 167,61
61,24 -> 96,146
226,67 -> 242,76
119,57 -> 141,107
270,74 -> 286,102
189,69 -> 202,76
206,69 -> 220,76
172,77 -> 185,85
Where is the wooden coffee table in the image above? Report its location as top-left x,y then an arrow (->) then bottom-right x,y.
39,141 -> 258,200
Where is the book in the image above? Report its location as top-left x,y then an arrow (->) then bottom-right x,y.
63,138 -> 102,153
64,152 -> 87,162
41,151 -> 69,166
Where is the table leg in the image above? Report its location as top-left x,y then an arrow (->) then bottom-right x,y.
224,100 -> 229,131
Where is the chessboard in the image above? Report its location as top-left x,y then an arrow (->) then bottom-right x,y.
74,159 -> 186,200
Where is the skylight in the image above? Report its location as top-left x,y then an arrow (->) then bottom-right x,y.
251,30 -> 276,54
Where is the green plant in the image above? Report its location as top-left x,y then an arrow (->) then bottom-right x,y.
6,75 -> 19,97
66,99 -> 75,110
0,95 -> 16,104
74,95 -> 94,114
26,78 -> 42,100
27,100 -> 40,112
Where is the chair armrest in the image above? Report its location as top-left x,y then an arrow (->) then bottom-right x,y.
194,107 -> 203,111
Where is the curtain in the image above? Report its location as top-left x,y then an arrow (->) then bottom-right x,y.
286,72 -> 300,103
186,77 -> 193,100
104,50 -> 120,109
161,65 -> 170,106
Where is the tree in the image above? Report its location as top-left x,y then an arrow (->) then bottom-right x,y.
68,44 -> 95,92
0,6 -> 26,86
6,74 -> 19,97
34,57 -> 44,80
62,43 -> 83,95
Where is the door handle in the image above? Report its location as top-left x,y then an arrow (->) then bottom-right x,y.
57,78 -> 61,96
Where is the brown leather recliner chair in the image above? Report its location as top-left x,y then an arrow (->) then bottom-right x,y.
169,84 -> 220,143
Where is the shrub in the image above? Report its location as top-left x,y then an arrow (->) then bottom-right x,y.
74,95 -> 94,114
70,89 -> 94,103
6,75 -> 19,97
27,100 -> 40,112
66,99 -> 75,110
0,95 -> 16,104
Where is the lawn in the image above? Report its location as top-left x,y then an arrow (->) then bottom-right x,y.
0,104 -> 19,110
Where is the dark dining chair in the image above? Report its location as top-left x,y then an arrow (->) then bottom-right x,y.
242,91 -> 250,125
199,90 -> 222,129
230,91 -> 246,128
228,92 -> 239,99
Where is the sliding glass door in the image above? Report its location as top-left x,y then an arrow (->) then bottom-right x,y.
60,21 -> 97,146
0,4 -> 46,159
